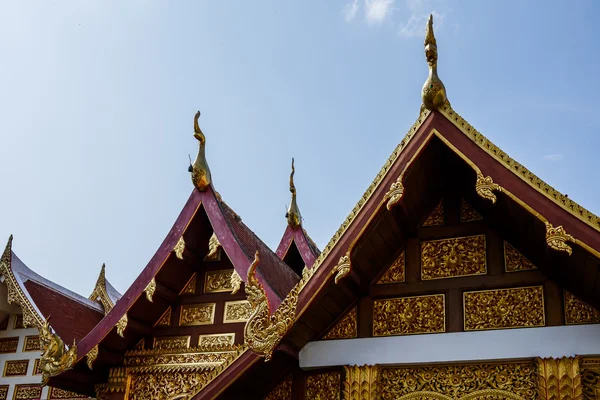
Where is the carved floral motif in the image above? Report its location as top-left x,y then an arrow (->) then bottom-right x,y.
377,251 -> 405,284
0,386 -> 7,400
13,385 -> 42,400
385,175 -> 405,211
546,223 -> 574,255
264,375 -> 293,400
204,269 -> 234,293
323,307 -> 357,340
129,370 -> 211,400
89,264 -> 115,315
48,387 -> 89,399
155,307 -> 172,327
144,278 -> 156,302
4,360 -> 28,376
198,333 -> 235,347
153,336 -> 190,350
306,371 -> 341,400
39,317 -> 77,385
343,365 -> 379,400
86,345 -> 98,370
204,232 -> 222,261
0,337 -> 18,353
564,291 -> 600,325
423,200 -> 444,226
333,253 -> 351,284
224,300 -> 252,323
460,199 -> 483,222
373,294 -> 445,336
180,273 -> 197,295
231,270 -> 243,294
537,357 -> 582,400
504,242 -> 536,272
379,362 -> 537,400
475,174 -> 501,204
463,286 -> 545,331
116,314 -> 128,337
179,303 -> 215,326
23,335 -> 40,352
421,235 -> 486,280
581,357 -> 600,399
174,236 -> 186,260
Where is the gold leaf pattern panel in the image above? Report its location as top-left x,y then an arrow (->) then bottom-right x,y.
504,242 -> 537,272
305,371 -> 341,400
23,335 -> 40,352
0,386 -> 7,400
373,294 -> 445,336
537,357 -> 582,400
464,286 -> 545,331
180,273 -> 197,295
460,198 -> 483,222
378,362 -> 537,400
3,359 -> 29,376
564,291 -> 600,325
223,300 -> 252,323
155,307 -> 172,327
13,385 -> 42,400
179,303 -> 216,326
48,387 -> 90,399
377,251 -> 405,284
421,235 -> 486,280
423,200 -> 444,226
323,307 -> 357,340
0,337 -> 19,353
264,375 -> 293,400
153,336 -> 191,350
581,357 -> 600,399
204,269 -> 234,293
198,333 -> 235,347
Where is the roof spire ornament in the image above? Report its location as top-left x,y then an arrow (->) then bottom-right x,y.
421,14 -> 448,111
189,111 -> 212,191
285,158 -> 302,228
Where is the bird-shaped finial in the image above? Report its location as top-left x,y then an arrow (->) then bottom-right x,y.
285,158 -> 302,228
189,111 -> 212,191
421,14 -> 448,111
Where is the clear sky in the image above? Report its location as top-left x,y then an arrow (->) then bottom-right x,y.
1,1 -> 599,295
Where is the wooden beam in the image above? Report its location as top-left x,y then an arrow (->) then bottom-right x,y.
155,281 -> 178,303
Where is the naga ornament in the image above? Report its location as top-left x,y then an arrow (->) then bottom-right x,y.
39,317 -> 77,385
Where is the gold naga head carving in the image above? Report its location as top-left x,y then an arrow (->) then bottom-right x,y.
189,111 -> 212,191
421,14 -> 448,111
285,158 -> 302,228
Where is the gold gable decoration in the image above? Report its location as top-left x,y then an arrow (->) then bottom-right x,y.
423,200 -> 444,226
180,273 -> 197,295
155,307 -> 172,327
421,235 -> 486,280
89,264 -> 115,315
323,307 -> 357,340
39,317 -> 77,385
564,291 -> 600,325
504,242 -> 537,272
460,198 -> 483,222
377,251 -> 406,284
343,365 -> 379,400
306,371 -> 341,400
204,232 -> 222,262
537,357 -> 582,400
264,375 -> 293,400
373,294 -> 445,336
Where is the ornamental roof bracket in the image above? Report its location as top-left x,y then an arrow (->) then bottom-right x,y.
189,111 -> 212,191
89,263 -> 115,315
285,158 -> 302,228
421,14 -> 448,111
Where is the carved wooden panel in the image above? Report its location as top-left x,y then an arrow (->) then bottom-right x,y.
504,241 -> 536,272
155,307 -> 172,327
582,357 -> 600,399
464,286 -> 545,331
0,337 -> 18,353
198,333 -> 235,347
180,273 -> 197,295
153,336 -> 191,350
23,335 -> 40,352
379,361 -> 537,400
373,294 -> 445,336
179,303 -> 215,326
48,387 -> 89,399
33,359 -> 42,375
423,200 -> 444,226
323,307 -> 357,340
13,314 -> 24,329
0,385 -> 7,400
264,375 -> 292,400
377,251 -> 405,284
537,357 -> 582,400
460,198 -> 483,222
204,269 -> 234,293
564,291 -> 600,325
3,359 -> 29,376
0,316 -> 7,331
305,371 -> 341,400
13,385 -> 42,400
223,300 -> 252,323
421,235 -> 486,280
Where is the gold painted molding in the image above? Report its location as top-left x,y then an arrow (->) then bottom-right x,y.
537,356 -> 582,400
343,365 -> 379,400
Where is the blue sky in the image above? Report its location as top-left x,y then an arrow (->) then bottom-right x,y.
1,0 -> 599,295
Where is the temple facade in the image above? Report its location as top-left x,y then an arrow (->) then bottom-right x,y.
2,14 -> 600,400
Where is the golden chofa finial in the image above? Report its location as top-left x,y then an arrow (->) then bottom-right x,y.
189,111 -> 212,191
285,158 -> 302,228
421,14 -> 448,111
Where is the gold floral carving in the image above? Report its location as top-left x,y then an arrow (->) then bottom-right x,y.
14,314 -> 24,329
39,317 -> 77,385
95,367 -> 128,399
155,307 -> 172,327
13,385 -> 42,400
264,375 -> 292,400
323,307 -> 357,340
180,273 -> 197,295
153,336 -> 190,350
134,339 -> 145,350
379,362 -> 537,400
504,242 -> 537,272
0,316 -> 7,330
0,386 -> 7,400
129,370 -> 209,400
384,175 -> 405,211
377,251 -> 406,284
116,313 -> 128,337
224,300 -> 252,323
89,264 -> 115,315
423,200 -> 444,226
144,278 -> 156,302
33,359 -> 42,375
440,104 -> 600,234
463,286 -> 545,331
333,253 -> 351,284
581,358 -> 600,399
3,360 -> 29,376
174,236 -> 185,260
204,232 -> 222,261
306,371 -> 341,400
231,269 -> 243,294
546,223 -> 574,255
48,387 -> 89,399
373,294 -> 445,336
179,303 -> 215,326
460,198 -> 483,222
564,291 -> 600,325
0,236 -> 44,328
537,357 -> 582,400
244,251 -> 299,361
86,344 -> 98,370
343,365 -> 379,400
475,173 -> 501,204
23,335 -> 40,352
421,235 -> 486,280
198,333 -> 235,347
204,269 -> 234,293
0,337 -> 18,353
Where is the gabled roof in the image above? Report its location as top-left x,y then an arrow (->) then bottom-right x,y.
0,236 -> 104,343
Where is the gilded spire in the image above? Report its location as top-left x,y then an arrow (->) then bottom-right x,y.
285,158 -> 302,228
189,111 -> 212,191
421,14 -> 447,110
1,234 -> 12,266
